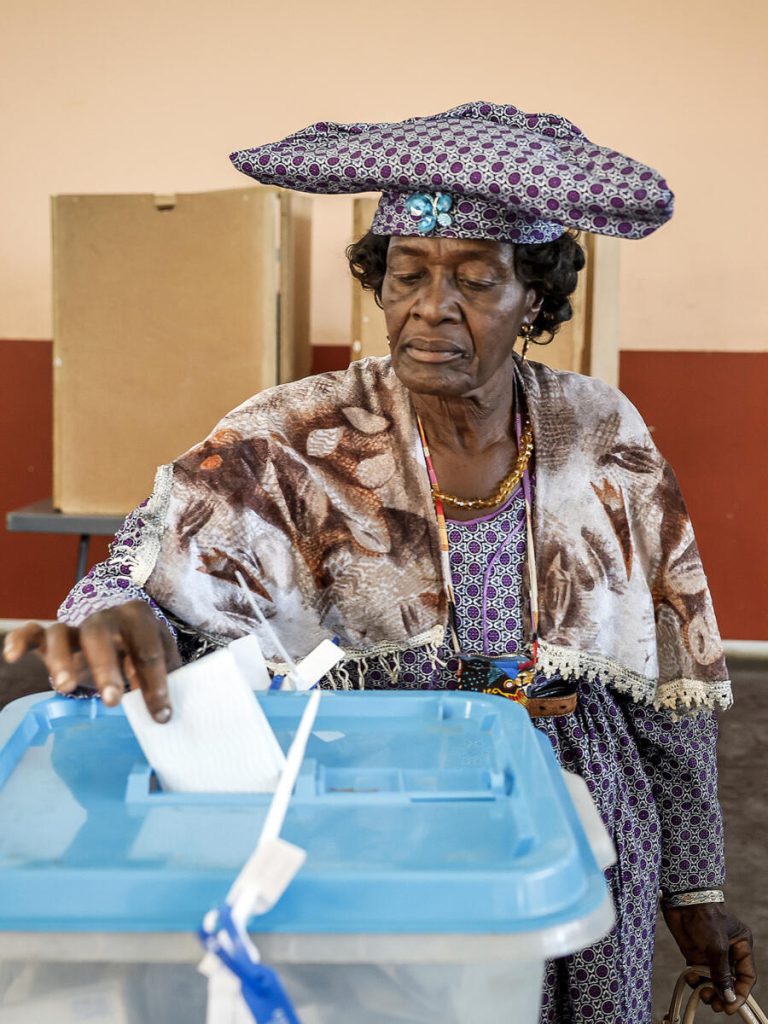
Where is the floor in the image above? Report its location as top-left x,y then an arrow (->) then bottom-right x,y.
0,644 -> 765,1020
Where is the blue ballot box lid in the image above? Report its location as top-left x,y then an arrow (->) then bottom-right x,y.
0,692 -> 609,936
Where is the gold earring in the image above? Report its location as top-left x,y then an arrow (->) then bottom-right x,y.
519,323 -> 535,360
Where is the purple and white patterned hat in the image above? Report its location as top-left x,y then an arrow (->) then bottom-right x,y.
230,101 -> 673,244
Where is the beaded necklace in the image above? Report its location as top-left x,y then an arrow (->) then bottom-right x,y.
415,384 -> 540,701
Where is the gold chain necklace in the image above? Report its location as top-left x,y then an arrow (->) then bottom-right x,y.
430,418 -> 534,510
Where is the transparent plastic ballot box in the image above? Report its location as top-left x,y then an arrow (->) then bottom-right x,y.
0,690 -> 615,1024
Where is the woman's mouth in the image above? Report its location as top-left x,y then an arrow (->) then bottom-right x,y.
403,344 -> 464,364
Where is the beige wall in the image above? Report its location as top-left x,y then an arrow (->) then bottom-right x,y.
1,0 -> 766,352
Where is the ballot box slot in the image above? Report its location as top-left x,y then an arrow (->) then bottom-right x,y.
124,759 -> 512,806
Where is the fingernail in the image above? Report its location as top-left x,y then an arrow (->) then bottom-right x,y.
725,988 -> 737,1003
53,671 -> 72,690
3,638 -> 18,658
101,684 -> 122,706
153,707 -> 171,724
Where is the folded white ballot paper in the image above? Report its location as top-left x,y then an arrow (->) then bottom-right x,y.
122,648 -> 286,794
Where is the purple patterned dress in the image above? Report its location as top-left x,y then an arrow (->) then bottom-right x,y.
61,486 -> 725,1024
356,484 -> 725,1024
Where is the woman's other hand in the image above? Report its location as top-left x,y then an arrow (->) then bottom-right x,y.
663,902 -> 757,1014
2,601 -> 180,723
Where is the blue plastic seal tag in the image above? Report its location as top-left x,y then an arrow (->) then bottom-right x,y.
199,903 -> 302,1024
238,964 -> 300,1024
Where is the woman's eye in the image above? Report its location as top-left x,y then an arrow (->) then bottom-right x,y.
393,273 -> 421,284
460,278 -> 494,291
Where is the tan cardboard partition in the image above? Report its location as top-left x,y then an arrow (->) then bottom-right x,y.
350,197 -> 619,385
52,186 -> 310,515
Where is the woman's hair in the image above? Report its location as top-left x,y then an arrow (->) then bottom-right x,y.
346,230 -> 586,344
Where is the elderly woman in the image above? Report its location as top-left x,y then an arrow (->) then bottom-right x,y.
5,102 -> 756,1022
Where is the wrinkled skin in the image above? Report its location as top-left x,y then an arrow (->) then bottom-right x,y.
382,235 -> 541,522
663,903 -> 757,1014
4,601 -> 178,722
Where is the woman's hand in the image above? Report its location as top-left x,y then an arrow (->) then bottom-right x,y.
662,902 -> 757,1014
3,601 -> 180,723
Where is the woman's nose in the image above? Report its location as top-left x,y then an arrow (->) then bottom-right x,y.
412,273 -> 460,322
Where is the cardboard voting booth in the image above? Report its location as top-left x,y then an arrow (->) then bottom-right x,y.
51,187 -> 311,515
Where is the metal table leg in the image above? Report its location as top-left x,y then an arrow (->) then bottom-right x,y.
75,534 -> 90,582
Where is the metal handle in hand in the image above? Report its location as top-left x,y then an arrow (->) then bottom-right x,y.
663,967 -> 766,1024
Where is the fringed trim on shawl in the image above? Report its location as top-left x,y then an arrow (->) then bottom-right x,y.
537,637 -> 733,714
329,626 -> 446,690
121,464 -> 174,587
268,625 -> 446,691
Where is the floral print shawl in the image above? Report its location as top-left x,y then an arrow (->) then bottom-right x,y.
103,356 -> 732,713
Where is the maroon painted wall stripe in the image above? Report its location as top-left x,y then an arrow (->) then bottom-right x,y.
620,351 -> 768,641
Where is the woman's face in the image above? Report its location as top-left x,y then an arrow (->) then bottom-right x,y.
381,236 -> 542,398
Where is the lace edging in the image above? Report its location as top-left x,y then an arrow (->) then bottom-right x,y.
536,637 -> 733,713
652,678 -> 733,713
336,625 -> 446,662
